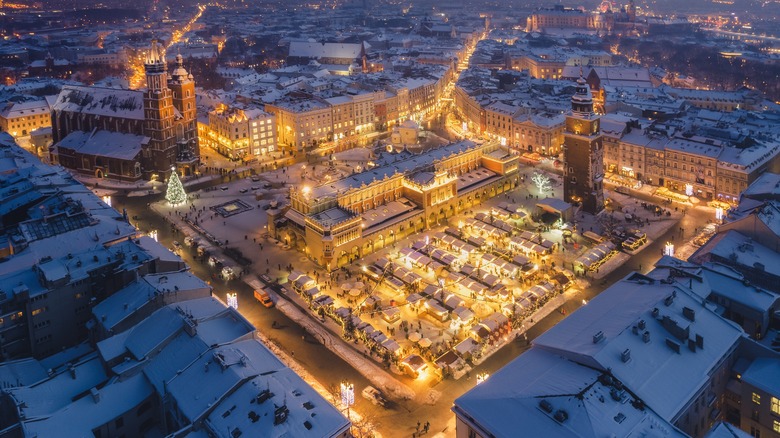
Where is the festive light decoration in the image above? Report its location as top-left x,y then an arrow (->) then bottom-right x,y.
166,169 -> 186,205
340,381 -> 354,418
532,171 -> 552,194
664,242 -> 675,257
227,292 -> 238,310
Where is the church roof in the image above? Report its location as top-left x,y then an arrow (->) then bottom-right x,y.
288,41 -> 365,60
57,130 -> 148,161
52,85 -> 144,120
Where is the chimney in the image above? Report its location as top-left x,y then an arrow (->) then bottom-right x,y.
90,387 -> 100,403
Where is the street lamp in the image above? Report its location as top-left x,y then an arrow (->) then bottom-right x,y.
476,372 -> 489,385
685,183 -> 694,197
149,230 -> 158,242
102,195 -> 112,207
715,207 -> 724,222
340,381 -> 354,419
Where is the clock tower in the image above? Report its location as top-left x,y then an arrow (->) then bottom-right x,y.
563,75 -> 604,214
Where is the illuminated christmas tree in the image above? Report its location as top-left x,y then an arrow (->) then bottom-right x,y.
166,169 -> 186,205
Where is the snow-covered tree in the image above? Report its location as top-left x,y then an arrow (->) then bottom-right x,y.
531,171 -> 551,194
166,170 -> 186,205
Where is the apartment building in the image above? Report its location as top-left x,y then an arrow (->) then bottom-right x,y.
201,105 -> 276,160
0,100 -> 51,138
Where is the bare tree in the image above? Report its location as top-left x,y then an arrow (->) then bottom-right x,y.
531,171 -> 551,194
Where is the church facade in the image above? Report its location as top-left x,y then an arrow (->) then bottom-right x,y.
51,41 -> 199,181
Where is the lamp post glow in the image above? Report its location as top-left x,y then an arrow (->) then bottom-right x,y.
663,242 -> 675,257
715,207 -> 724,222
340,381 -> 354,419
149,230 -> 158,242
226,292 -> 238,310
685,183 -> 694,197
102,195 -> 112,207
476,372 -> 489,385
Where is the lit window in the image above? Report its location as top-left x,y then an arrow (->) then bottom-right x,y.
753,393 -> 761,405
774,420 -> 780,433
772,397 -> 780,415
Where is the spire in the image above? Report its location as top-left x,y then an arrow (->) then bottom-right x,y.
170,52 -> 189,82
144,39 -> 166,74
571,73 -> 593,116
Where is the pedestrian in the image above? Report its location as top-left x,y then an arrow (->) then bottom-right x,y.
416,421 -> 421,431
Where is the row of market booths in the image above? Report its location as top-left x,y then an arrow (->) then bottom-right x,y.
573,241 -> 619,274
466,213 -> 556,259
432,312 -> 512,378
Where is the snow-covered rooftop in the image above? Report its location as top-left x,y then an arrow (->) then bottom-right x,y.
741,358 -> 780,397
204,368 -> 351,438
288,41 -> 364,60
92,270 -> 211,332
309,140 -> 480,199
454,348 -> 686,438
57,130 -> 148,161
52,85 -> 144,120
532,274 -> 743,420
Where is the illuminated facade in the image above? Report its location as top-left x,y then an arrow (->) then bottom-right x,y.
201,105 -> 276,160
0,100 -> 51,139
274,140 -> 519,270
526,7 -> 613,33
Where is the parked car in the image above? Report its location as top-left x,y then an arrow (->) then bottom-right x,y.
361,386 -> 387,407
220,186 -> 228,191
251,176 -> 260,182
254,289 -> 274,308
221,265 -> 236,280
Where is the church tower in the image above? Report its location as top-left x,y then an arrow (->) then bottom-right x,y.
143,40 -> 178,180
168,53 -> 199,172
563,74 -> 604,214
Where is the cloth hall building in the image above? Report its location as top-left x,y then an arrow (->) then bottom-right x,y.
272,140 -> 519,270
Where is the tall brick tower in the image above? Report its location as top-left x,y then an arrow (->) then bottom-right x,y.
143,40 -> 178,180
563,74 -> 604,214
168,53 -> 199,174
